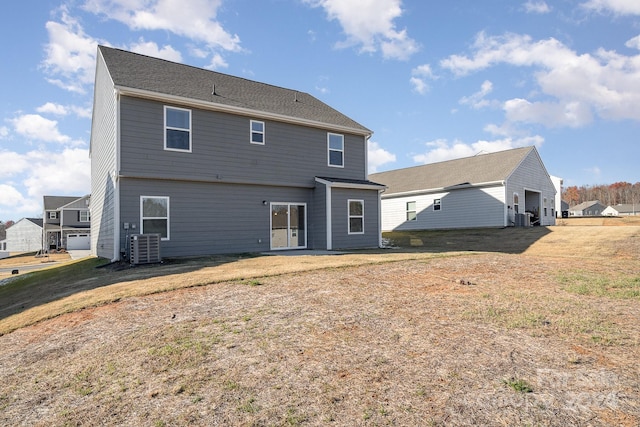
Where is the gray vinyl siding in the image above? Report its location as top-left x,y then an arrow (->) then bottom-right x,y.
90,53 -> 118,259
119,96 -> 368,186
119,178 -> 316,257
505,150 -> 557,226
310,183 -> 328,250
61,210 -> 90,228
330,188 -> 380,250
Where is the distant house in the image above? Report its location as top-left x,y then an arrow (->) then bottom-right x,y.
43,195 -> 91,251
5,218 -> 43,252
602,204 -> 639,216
568,200 -> 606,217
90,46 -> 384,261
550,175 -> 566,218
369,146 -> 557,231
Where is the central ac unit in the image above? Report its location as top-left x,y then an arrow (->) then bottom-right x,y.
130,234 -> 161,265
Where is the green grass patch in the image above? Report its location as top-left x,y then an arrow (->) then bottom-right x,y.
558,272 -> 640,299
503,377 -> 533,393
0,257 -> 109,298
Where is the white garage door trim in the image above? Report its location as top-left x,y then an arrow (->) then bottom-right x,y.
67,234 -> 91,250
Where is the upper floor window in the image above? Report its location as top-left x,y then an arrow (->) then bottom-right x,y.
79,211 -> 90,222
348,199 -> 364,234
434,198 -> 442,211
141,196 -> 170,240
48,211 -> 58,219
406,201 -> 417,221
164,106 -> 191,152
250,120 -> 265,144
328,133 -> 344,167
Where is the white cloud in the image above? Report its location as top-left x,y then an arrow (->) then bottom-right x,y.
413,136 -> 543,164
0,148 -> 90,220
206,53 -> 229,70
36,102 -> 69,116
42,7 -> 100,93
459,80 -> 498,109
582,0 -> 640,15
368,140 -> 396,173
0,185 -> 40,220
410,64 -> 436,94
523,1 -> 551,14
504,98 -> 593,128
625,35 -> 640,50
305,0 -> 419,60
23,148 -> 91,197
440,31 -> 640,127
0,126 -> 8,139
83,0 -> 242,54
10,114 -> 71,144
129,39 -> 183,62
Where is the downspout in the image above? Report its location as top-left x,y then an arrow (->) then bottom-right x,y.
326,183 -> 332,250
113,88 -> 121,262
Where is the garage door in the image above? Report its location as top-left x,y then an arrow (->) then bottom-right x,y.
67,234 -> 90,250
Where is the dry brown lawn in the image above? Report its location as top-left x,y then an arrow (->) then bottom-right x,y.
0,224 -> 639,426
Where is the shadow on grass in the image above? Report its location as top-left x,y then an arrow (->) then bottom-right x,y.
383,226 -> 553,255
0,253 -> 258,323
0,227 -> 552,325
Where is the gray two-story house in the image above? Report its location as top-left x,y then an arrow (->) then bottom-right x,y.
90,46 -> 385,261
43,195 -> 91,251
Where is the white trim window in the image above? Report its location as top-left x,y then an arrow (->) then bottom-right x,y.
433,198 -> 442,211
406,201 -> 417,221
348,199 -> 364,234
48,211 -> 58,219
250,120 -> 265,144
328,133 -> 344,167
164,106 -> 191,152
141,196 -> 170,240
513,193 -> 520,214
79,210 -> 90,222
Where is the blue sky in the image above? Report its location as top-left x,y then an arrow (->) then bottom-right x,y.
1,0 -> 640,222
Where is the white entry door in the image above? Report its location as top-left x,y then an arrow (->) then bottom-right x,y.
271,203 -> 306,250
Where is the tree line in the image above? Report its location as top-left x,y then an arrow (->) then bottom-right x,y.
562,182 -> 640,207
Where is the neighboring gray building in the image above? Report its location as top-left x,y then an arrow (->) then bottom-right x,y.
370,146 -> 557,231
43,195 -> 91,251
90,46 -> 384,261
5,218 -> 43,253
568,200 -> 606,217
602,204 -> 639,216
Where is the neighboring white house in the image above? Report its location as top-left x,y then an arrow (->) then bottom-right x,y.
5,218 -> 43,252
550,175 -> 565,218
569,200 -> 606,216
602,204 -> 639,216
369,146 -> 557,231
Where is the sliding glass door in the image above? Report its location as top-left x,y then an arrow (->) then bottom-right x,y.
271,203 -> 306,250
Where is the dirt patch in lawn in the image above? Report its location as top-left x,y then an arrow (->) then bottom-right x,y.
0,226 -> 638,426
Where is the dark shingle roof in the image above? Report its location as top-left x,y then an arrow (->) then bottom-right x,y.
43,196 -> 83,210
316,176 -> 386,188
26,218 -> 43,227
98,46 -> 370,135
369,146 -> 536,195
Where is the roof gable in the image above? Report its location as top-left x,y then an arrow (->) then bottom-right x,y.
370,146 -> 537,195
43,196 -> 84,210
98,46 -> 370,135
